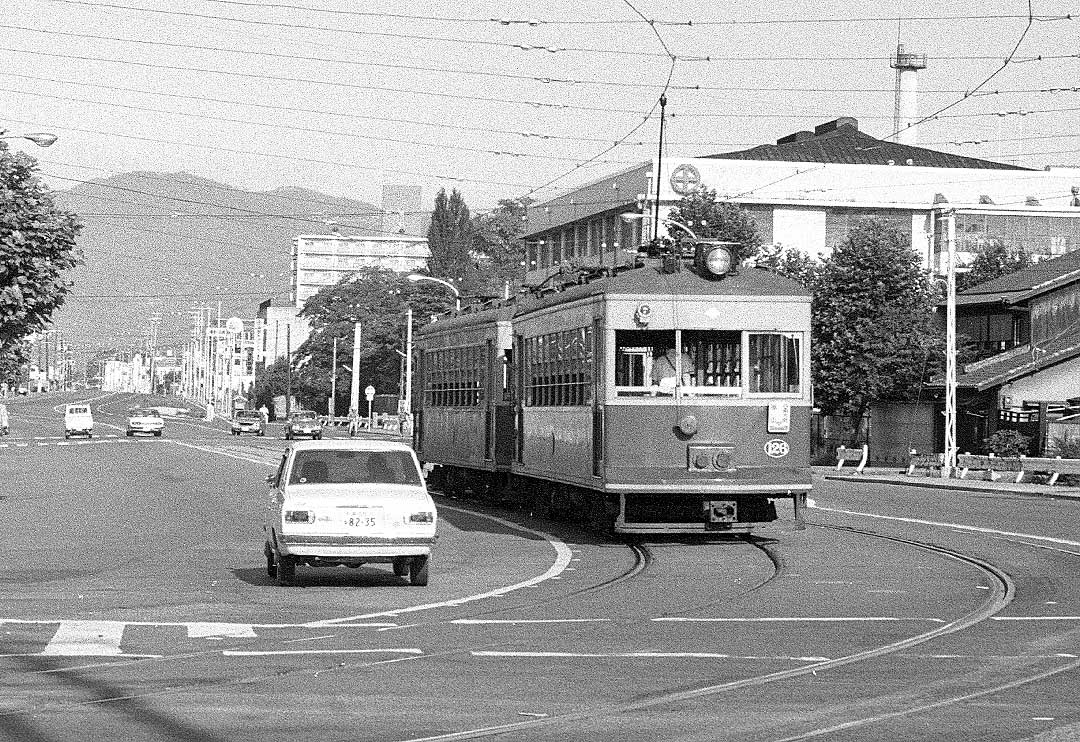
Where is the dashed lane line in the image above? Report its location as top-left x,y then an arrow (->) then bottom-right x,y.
471,651 -> 831,661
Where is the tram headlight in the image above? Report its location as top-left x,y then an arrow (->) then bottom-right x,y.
704,245 -> 733,276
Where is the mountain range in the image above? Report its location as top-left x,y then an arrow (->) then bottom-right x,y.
51,172 -> 390,362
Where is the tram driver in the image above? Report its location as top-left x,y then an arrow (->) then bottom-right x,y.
651,346 -> 694,393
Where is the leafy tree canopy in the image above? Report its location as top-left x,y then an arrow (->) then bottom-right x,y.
0,144 -> 82,384
279,268 -> 453,414
667,188 -> 763,264
812,219 -> 943,422
956,240 -> 1034,292
427,187 -> 488,296
756,243 -> 817,287
472,197 -> 528,294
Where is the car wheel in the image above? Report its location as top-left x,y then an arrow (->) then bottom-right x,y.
64,432 -> 70,439
258,431 -> 265,437
154,431 -> 162,437
409,556 -> 429,586
392,557 -> 408,577
276,553 -> 296,586
264,542 -> 277,578
314,433 -> 322,441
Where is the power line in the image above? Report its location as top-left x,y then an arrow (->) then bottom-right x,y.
42,0 -> 672,59
0,86 -> 638,166
1,115 -> 534,189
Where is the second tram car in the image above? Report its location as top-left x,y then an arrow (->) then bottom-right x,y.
414,246 -> 812,535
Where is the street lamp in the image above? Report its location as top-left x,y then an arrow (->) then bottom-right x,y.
0,130 -> 58,148
407,274 -> 461,311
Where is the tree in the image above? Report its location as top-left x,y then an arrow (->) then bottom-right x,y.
427,188 -> 484,295
812,219 -> 943,441
956,240 -> 1034,292
251,357 -> 291,419
0,143 -> 82,385
472,197 -> 528,294
756,243 -> 817,286
667,188 -> 763,264
290,268 -> 453,414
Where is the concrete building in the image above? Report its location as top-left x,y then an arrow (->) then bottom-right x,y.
255,298 -> 311,371
522,117 -> 1080,285
291,234 -> 431,307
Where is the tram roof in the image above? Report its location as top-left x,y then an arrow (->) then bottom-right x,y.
515,264 -> 810,315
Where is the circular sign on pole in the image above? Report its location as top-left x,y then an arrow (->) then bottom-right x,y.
364,385 -> 375,402
225,317 -> 244,334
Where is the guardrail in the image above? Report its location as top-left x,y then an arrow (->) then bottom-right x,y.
835,444 -> 868,474
906,451 -> 943,476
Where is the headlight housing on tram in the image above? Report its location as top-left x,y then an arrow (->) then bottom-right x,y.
695,241 -> 739,278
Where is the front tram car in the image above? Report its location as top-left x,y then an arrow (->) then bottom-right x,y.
414,244 -> 812,535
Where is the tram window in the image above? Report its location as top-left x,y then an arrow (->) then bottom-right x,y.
524,327 -> 593,407
680,331 -> 742,397
615,330 -> 675,396
749,333 -> 801,394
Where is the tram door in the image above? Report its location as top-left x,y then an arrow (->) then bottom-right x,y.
591,318 -> 603,477
484,340 -> 494,461
514,334 -> 524,463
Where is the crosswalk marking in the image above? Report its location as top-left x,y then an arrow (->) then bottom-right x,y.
187,622 -> 258,639
41,621 -> 126,656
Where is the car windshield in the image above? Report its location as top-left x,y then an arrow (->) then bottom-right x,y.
130,408 -> 155,417
288,449 -> 422,486
293,411 -> 318,421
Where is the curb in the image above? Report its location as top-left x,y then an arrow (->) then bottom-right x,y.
824,473 -> 1080,502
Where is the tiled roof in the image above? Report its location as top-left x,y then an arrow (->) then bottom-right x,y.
705,123 -> 1030,171
952,333 -> 1080,391
957,249 -> 1080,306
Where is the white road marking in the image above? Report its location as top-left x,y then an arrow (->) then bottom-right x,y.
41,621 -> 127,657
310,504 -> 574,625
654,617 -> 945,623
451,619 -> 611,625
222,648 -> 421,657
993,616 -> 1080,621
472,651 -> 830,661
811,504 -> 1080,549
169,438 -> 275,465
186,622 -> 257,639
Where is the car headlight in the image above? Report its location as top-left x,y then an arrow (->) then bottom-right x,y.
284,510 -> 315,523
704,245 -> 733,275
408,512 -> 434,523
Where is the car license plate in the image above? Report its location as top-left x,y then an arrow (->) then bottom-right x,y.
705,500 -> 737,523
344,508 -> 381,529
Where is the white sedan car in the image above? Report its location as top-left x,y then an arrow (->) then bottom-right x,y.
263,439 -> 437,586
126,408 -> 165,437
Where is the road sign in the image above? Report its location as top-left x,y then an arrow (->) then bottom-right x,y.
364,385 -> 375,402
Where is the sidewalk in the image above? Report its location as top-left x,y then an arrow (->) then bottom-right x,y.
821,465 -> 1080,502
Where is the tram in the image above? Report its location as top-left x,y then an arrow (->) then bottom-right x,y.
413,243 -> 812,535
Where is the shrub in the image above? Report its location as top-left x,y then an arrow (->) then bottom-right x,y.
983,429 -> 1031,457
1049,434 -> 1080,459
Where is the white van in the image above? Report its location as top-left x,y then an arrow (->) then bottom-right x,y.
64,404 -> 94,439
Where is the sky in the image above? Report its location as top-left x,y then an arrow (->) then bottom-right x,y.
2,0 -> 1078,214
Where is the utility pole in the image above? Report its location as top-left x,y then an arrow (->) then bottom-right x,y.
329,336 -> 338,419
349,322 -> 362,415
653,93 -> 667,241
404,308 -> 413,413
285,324 -> 293,417
943,208 -> 958,478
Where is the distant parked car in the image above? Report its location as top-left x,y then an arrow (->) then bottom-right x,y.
16,387 -> 28,396
231,409 -> 265,436
263,439 -> 437,586
64,404 -> 94,439
284,410 -> 323,440
126,408 -> 164,437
